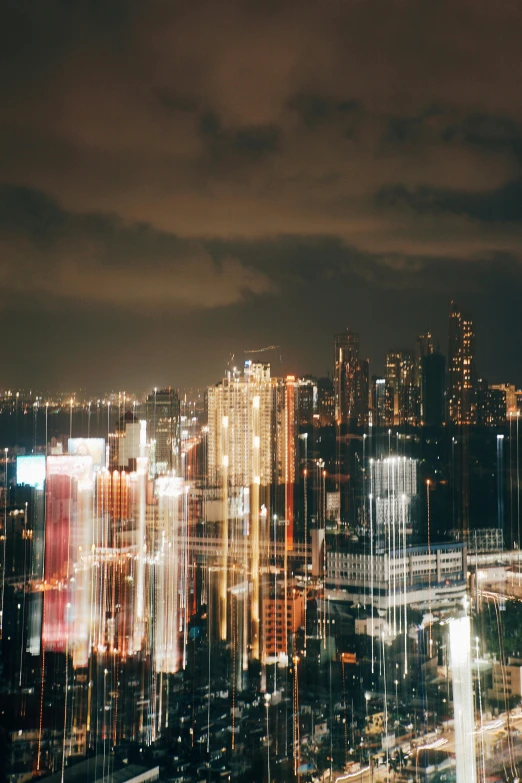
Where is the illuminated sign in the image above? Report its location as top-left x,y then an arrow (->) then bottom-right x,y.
16,455 -> 46,490
68,438 -> 106,469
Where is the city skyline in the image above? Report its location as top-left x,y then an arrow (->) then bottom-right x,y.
1,298 -> 521,396
3,4 -> 522,781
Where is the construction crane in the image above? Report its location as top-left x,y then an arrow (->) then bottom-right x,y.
243,345 -> 282,364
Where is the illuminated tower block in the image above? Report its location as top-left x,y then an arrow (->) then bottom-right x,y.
369,456 -> 418,547
447,302 -> 477,425
43,455 -> 94,667
334,329 -> 369,428
146,388 -> 181,475
207,362 -> 297,655
262,587 -> 304,659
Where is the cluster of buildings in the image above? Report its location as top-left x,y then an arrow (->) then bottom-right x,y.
334,302 -> 521,430
0,301 -> 521,783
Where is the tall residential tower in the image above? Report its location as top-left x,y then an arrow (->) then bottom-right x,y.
447,303 -> 476,425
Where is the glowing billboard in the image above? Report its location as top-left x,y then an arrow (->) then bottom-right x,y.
68,437 -> 106,469
16,455 -> 46,490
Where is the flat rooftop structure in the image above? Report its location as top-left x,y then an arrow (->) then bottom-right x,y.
41,758 -> 160,783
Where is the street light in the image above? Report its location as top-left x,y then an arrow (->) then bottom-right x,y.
265,692 -> 271,783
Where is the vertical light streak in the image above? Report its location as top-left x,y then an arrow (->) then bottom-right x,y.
303,434 -> 308,658
0,448 -> 7,639
382,631 -> 389,772
220,415 -> 228,642
134,423 -> 148,652
369,460 -> 374,675
391,459 -> 397,637
402,493 -> 408,676
427,479 -> 432,653
293,655 -> 300,776
251,397 -> 261,660
449,615 -> 477,783
475,636 -> 486,783
517,411 -> 520,548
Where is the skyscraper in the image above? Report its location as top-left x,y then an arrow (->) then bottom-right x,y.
334,329 -> 369,428
206,362 -> 297,653
447,303 -> 476,425
371,376 -> 390,427
416,331 -> 434,378
476,380 -> 507,426
146,388 -> 180,474
421,352 -> 446,427
385,351 -> 420,426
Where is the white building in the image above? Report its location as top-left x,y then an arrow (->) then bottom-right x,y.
326,543 -> 467,615
207,362 -> 275,489
369,456 -> 418,547
489,658 -> 522,701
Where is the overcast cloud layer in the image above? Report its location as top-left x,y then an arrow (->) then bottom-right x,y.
1,0 -> 522,391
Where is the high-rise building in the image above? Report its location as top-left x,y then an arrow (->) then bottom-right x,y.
262,586 -> 304,659
43,455 -> 95,668
207,363 -> 275,489
295,376 -> 336,428
416,331 -> 434,387
108,410 -> 141,471
371,376 -> 391,427
490,383 -> 517,417
206,362 -> 297,653
447,302 -> 477,425
385,351 -> 420,426
146,388 -> 180,474
334,329 -> 369,428
296,377 -> 315,426
316,377 -> 335,427
476,380 -> 507,426
421,352 -> 446,427
369,456 -> 419,546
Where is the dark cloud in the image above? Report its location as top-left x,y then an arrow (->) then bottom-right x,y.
376,179 -> 522,223
443,113 -> 522,160
0,185 -> 275,310
1,0 -> 522,389
287,93 -> 362,130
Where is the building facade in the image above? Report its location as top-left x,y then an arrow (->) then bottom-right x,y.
447,302 -> 477,425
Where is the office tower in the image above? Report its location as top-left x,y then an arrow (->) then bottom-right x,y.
358,358 -> 370,427
385,351 -> 420,426
296,377 -> 316,427
416,331 -> 434,386
108,410 -> 141,470
334,329 -> 369,429
369,456 -> 418,547
207,362 -> 297,658
281,375 -> 297,548
146,388 -> 180,474
371,377 -> 390,428
262,586 -> 304,659
476,380 -> 507,426
207,363 -> 274,489
421,352 -> 446,427
447,302 -> 477,425
316,377 -> 335,427
490,383 -> 517,417
43,455 -> 95,668
295,375 -> 335,429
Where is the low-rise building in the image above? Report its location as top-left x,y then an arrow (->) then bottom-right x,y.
326,542 -> 467,615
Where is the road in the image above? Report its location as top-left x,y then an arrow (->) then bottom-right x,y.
329,708 -> 522,782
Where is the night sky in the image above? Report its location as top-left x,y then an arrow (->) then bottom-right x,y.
2,0 -> 522,393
